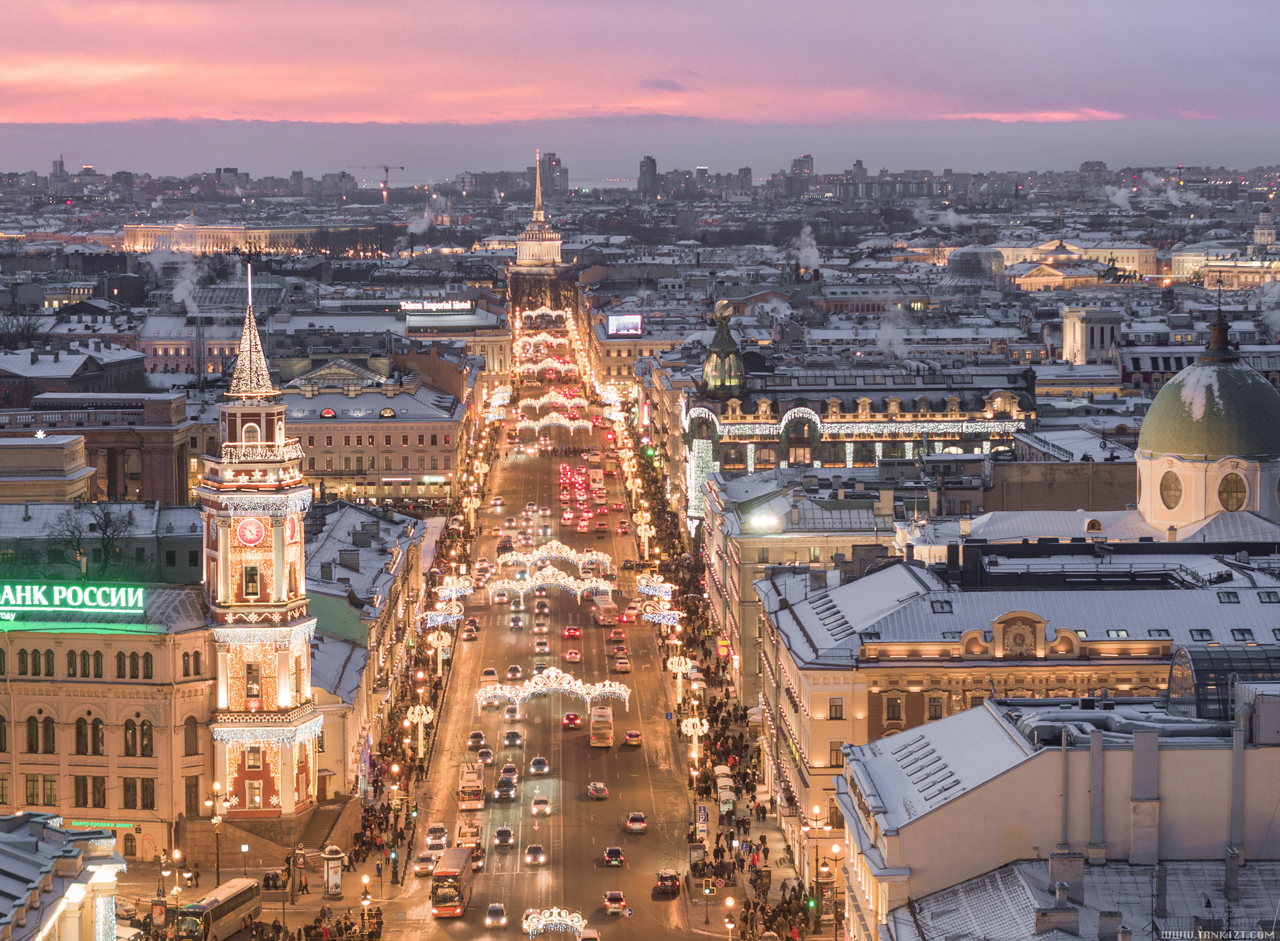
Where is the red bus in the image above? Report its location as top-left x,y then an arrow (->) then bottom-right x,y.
430,847 -> 475,917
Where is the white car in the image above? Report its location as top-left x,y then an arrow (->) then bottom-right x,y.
614,658 -> 632,673
531,796 -> 551,815
564,649 -> 581,662
534,640 -> 550,654
425,822 -> 448,844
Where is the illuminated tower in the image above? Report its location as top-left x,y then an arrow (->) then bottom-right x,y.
196,266 -> 320,823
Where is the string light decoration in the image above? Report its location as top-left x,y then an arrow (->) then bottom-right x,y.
474,666 -> 632,712
683,403 -> 1026,441
217,492 -> 314,516
424,596 -> 464,628
225,642 -> 280,712
518,356 -> 578,376
487,566 -> 613,604
681,716 -> 709,739
212,714 -> 324,743
406,704 -> 434,752
498,540 -> 612,575
436,575 -> 474,601
519,391 -> 588,412
213,622 -> 315,648
514,332 -> 569,354
522,907 -> 586,938
686,438 -> 718,520
668,654 -> 692,701
516,413 -> 592,435
489,385 -> 513,408
635,573 -> 673,600
641,596 -> 683,627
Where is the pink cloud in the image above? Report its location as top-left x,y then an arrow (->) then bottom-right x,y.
942,108 -> 1127,123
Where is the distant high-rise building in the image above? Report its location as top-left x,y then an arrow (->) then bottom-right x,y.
639,156 -> 658,199
51,155 -> 65,179
791,154 -> 814,177
738,167 -> 752,192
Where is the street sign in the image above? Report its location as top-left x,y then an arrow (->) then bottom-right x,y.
696,802 -> 709,840
665,712 -> 673,720
625,908 -> 633,918
715,878 -> 725,888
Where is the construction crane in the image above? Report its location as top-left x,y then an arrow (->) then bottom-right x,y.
350,165 -> 405,203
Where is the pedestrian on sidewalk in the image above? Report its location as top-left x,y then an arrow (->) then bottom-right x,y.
301,873 -> 309,895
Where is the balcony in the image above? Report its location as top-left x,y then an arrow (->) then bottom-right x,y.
222,438 -> 305,464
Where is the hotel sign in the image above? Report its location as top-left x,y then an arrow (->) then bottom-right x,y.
0,583 -> 146,617
401,300 -> 474,312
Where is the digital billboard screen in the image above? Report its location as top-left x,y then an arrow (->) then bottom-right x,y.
607,314 -> 642,336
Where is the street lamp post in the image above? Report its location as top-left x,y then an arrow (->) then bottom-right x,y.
204,782 -> 225,887
241,844 -> 248,877
360,876 -> 371,939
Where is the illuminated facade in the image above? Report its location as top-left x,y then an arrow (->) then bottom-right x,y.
195,270 -> 320,821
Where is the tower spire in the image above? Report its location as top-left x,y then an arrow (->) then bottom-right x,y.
227,262 -> 278,398
533,148 -> 545,221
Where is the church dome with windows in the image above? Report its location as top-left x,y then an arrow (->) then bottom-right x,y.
1136,309 -> 1280,529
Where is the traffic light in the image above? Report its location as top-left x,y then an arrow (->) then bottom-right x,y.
390,850 -> 397,861
645,447 -> 655,458
807,898 -> 816,909
716,639 -> 730,658
703,879 -> 715,896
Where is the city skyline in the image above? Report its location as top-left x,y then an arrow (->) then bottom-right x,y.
4,0 -> 1280,180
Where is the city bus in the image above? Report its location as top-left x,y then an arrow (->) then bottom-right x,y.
458,766 -> 486,811
175,879 -> 262,941
588,468 -> 604,491
589,705 -> 614,747
430,847 -> 476,917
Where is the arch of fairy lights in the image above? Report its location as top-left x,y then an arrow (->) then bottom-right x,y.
519,356 -> 577,375
636,573 -> 674,600
436,574 -> 474,601
522,907 -> 587,938
499,540 -> 612,575
600,387 -> 622,407
668,654 -> 692,701
519,391 -> 589,412
476,666 -> 632,712
423,597 -> 464,628
487,566 -> 614,603
514,333 -> 569,355
516,413 -> 593,435
489,385 -> 513,408
641,595 -> 684,627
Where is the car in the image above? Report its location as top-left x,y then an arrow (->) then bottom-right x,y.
564,649 -> 581,662
534,661 -> 549,674
576,502 -> 589,512
525,502 -> 538,512
625,602 -> 640,619
426,822 -> 448,844
562,625 -> 581,639
655,869 -> 682,897
533,618 -> 549,633
537,524 -> 552,537
563,712 -> 582,729
510,599 -> 525,612
539,506 -> 552,516
413,851 -> 437,877
561,511 -> 575,523
626,811 -> 648,833
481,667 -> 499,679
530,796 -> 551,815
534,585 -> 548,597
504,730 -> 523,748
534,639 -> 550,654
514,569 -> 529,581
477,747 -> 494,765
494,775 -> 517,800
509,616 -> 524,631
504,705 -> 521,722
602,847 -> 625,867
518,533 -> 534,547
464,616 -> 480,629
529,756 -> 550,775
534,600 -> 550,615
468,731 -> 486,750
492,589 -> 510,605
490,496 -> 505,506
588,781 -> 609,800
462,627 -> 478,641
595,505 -> 608,516
485,903 -> 508,928
505,517 -> 517,528
612,502 -> 625,511
611,646 -> 628,657
490,527 -> 503,537
621,558 -> 635,571
581,510 -> 594,520
604,890 -> 626,915
576,521 -> 590,533
614,659 -> 632,673
607,629 -> 626,641
616,523 -> 630,534
525,844 -> 547,865
624,730 -> 643,746
506,665 -> 523,680
494,827 -> 514,847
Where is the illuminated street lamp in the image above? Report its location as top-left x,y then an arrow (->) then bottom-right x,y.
204,782 -> 225,887
406,704 -> 434,753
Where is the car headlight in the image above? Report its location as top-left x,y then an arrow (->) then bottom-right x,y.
539,855 -> 546,862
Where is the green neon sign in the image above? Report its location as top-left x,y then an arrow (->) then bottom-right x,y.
0,583 -> 145,614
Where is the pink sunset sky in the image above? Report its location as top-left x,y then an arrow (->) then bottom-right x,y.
1,0 -> 1277,177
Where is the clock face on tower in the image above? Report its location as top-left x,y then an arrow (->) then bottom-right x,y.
286,515 -> 297,543
236,517 -> 266,547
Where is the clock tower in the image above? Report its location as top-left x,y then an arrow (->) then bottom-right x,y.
196,266 -> 320,823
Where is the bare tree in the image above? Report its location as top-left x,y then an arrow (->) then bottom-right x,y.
0,308 -> 46,351
45,503 -> 138,578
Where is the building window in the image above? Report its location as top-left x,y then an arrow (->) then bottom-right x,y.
384,456 -> 392,470
418,435 -> 424,446
327,457 -> 334,471
344,436 -> 351,447
74,776 -> 88,807
244,566 -> 260,597
123,833 -> 135,856
247,780 -> 263,809
1219,473 -> 1247,512
93,776 -> 106,808
25,717 -> 37,753
1217,591 -> 1239,604
143,653 -> 153,679
25,775 -> 38,806
140,720 -> 153,757
75,718 -> 88,755
383,435 -> 391,447
928,698 -> 943,720
247,746 -> 262,770
80,651 -> 89,677
430,434 -> 438,446
184,716 -> 198,756
141,778 -> 155,810
193,651 -> 202,675
245,663 -> 261,699
1107,629 -> 1129,637
971,695 -> 985,709
418,456 -> 425,469
0,717 -> 7,753
129,652 -> 139,679
308,457 -> 315,470
92,719 -> 103,756
28,650 -> 39,677
42,775 -> 56,806
67,650 -> 77,677
136,547 -> 147,565
116,652 -> 126,678
16,650 -> 25,676
41,717 -> 54,753
1160,471 -> 1183,509
325,436 -> 332,447
885,697 -> 901,721
1232,628 -> 1256,642
809,547 -> 821,563
0,776 -> 8,805
124,719 -> 137,756
183,653 -> 191,677
316,730 -> 326,753
123,778 -> 137,809
94,651 -> 102,677
828,697 -> 844,720
829,741 -> 845,768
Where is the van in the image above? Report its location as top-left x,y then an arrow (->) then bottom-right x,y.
593,598 -> 618,626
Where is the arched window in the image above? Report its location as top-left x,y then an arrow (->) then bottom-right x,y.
41,717 -> 55,753
16,650 -> 25,676
1086,519 -> 1102,533
143,653 -> 153,680
25,717 -> 37,753
184,716 -> 198,756
123,833 -> 136,856
116,652 -> 126,678
0,716 -> 7,753
81,651 -> 90,678
129,652 -> 139,679
182,653 -> 191,677
123,720 -> 137,757
91,719 -> 104,756
193,651 -> 202,675
67,651 -> 78,677
243,423 -> 260,443
0,648 -> 6,675
93,651 -> 103,678
75,718 -> 88,754
140,720 -> 153,757
44,650 -> 53,677
29,650 -> 40,677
